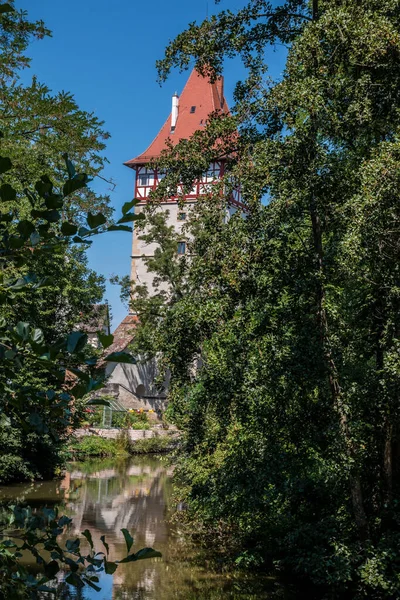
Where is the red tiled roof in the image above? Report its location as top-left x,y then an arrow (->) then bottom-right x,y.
124,69 -> 229,168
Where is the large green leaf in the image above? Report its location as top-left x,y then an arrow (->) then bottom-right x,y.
0,3 -> 14,14
35,175 -> 53,198
63,173 -> 89,196
16,321 -> 30,341
0,183 -> 16,201
61,221 -> 78,236
104,560 -> 118,575
117,212 -> 145,224
107,224 -> 132,232
17,220 -> 35,237
66,331 -> 88,354
117,547 -> 161,564
81,529 -> 94,550
104,351 -> 137,364
0,156 -> 12,173
98,331 -> 114,348
63,153 -> 76,179
122,199 -> 140,215
87,212 -> 107,229
65,573 -> 84,589
121,529 -> 134,553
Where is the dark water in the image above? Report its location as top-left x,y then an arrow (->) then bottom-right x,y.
0,456 -> 285,599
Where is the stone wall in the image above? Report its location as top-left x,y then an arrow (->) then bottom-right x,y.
73,428 -> 172,441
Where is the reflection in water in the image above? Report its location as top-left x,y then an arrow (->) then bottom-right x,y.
0,457 -> 283,599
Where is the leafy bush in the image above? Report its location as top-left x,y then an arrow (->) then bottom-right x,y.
69,436 -> 129,459
130,435 -> 176,454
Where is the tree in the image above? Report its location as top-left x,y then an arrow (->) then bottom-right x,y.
0,0 -> 115,482
129,0 -> 400,595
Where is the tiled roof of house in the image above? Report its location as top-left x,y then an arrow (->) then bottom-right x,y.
108,314 -> 138,353
124,69 -> 229,167
97,315 -> 138,368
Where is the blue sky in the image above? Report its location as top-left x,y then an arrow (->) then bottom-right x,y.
23,0 -> 286,329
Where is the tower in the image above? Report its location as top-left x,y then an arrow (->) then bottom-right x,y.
124,69 -> 240,299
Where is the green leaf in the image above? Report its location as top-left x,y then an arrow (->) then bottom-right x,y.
8,237 -> 25,249
29,412 -> 45,432
63,173 -> 89,196
0,156 -> 12,173
81,529 -> 94,550
122,199 -> 140,215
121,529 -> 134,553
82,578 -> 101,592
117,548 -> 162,564
30,231 -> 40,246
31,328 -> 44,344
117,212 -> 145,224
104,351 -> 136,364
78,226 -> 91,237
67,331 -> 88,354
65,572 -> 84,589
104,560 -> 118,575
135,548 -> 162,561
0,4 -> 15,14
98,331 -> 114,348
100,535 -> 109,556
72,236 -> 92,245
58,515 -> 72,527
0,183 -> 16,201
8,277 -> 27,289
63,154 -> 76,179
31,209 -> 61,222
66,538 -> 80,553
61,222 -> 78,236
107,224 -> 132,232
17,220 -> 35,237
44,560 -> 60,578
16,321 -> 30,341
87,212 -> 107,229
35,175 -> 53,198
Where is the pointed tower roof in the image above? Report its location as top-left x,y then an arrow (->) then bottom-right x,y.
124,69 -> 229,168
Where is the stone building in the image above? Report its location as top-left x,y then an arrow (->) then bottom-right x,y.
105,69 -> 242,411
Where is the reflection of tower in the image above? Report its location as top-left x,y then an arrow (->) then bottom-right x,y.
124,69 -> 241,302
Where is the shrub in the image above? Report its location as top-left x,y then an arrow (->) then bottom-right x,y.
69,436 -> 129,459
130,434 -> 176,454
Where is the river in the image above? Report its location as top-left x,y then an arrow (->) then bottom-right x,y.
0,456 -> 285,599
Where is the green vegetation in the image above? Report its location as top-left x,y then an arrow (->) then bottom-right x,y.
121,0 -> 400,597
0,2 -> 151,596
84,405 -> 152,429
68,436 -> 130,459
69,433 -> 177,458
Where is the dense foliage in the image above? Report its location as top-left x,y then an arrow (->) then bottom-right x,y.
128,0 -> 400,596
0,3 -> 160,596
0,0 -> 116,483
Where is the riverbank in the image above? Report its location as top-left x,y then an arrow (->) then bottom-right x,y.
68,429 -> 179,459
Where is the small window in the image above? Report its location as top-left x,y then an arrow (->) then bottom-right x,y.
190,106 -> 196,113
178,212 -> 186,221
177,241 -> 186,255
137,170 -> 154,187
